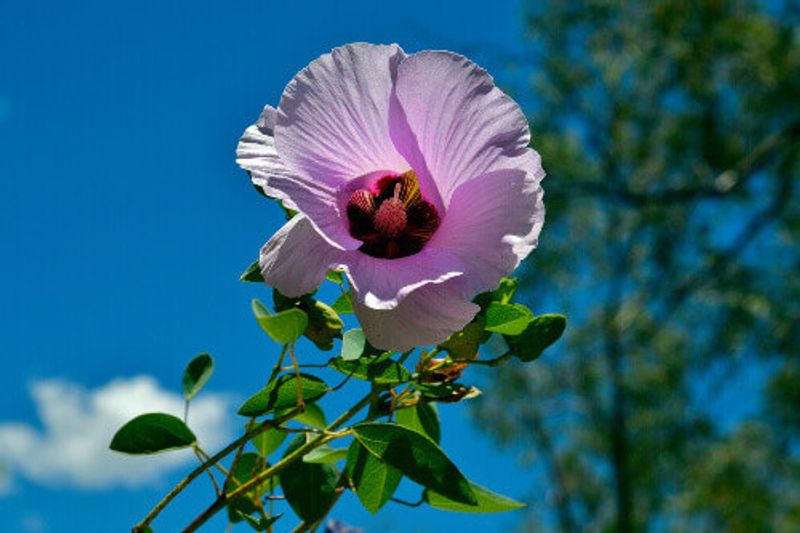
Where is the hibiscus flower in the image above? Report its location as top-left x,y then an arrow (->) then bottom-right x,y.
237,43 -> 545,351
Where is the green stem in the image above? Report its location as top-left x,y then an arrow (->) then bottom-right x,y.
131,407 -> 301,533
267,344 -> 289,386
221,417 -> 253,493
182,392 -> 374,532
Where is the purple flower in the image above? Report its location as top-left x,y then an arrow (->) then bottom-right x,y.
237,43 -> 545,351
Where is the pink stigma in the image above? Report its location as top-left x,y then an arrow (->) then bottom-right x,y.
345,171 -> 440,259
372,185 -> 407,238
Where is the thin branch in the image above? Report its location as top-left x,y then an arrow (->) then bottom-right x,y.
222,418 -> 252,494
551,119 -> 800,206
193,446 -> 221,497
328,371 -> 353,392
131,407 -> 301,532
660,159 -> 795,321
288,342 -> 305,410
181,392 -> 375,532
267,345 -> 289,386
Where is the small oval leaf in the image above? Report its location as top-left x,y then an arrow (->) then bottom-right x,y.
227,452 -> 276,523
238,374 -> 327,417
425,482 -> 526,513
345,440 -> 402,514
182,353 -> 214,401
279,435 -> 339,523
341,329 -> 366,361
272,291 -> 344,351
473,277 -> 519,311
292,403 -> 327,430
505,314 -> 567,362
440,321 -> 485,360
396,402 -> 441,444
302,444 -> 349,464
247,421 -> 287,458
352,423 -> 476,505
484,303 -> 533,335
109,413 -> 196,454
252,299 -> 308,345
329,356 -> 410,385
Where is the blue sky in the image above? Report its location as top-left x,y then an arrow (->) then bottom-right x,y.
0,1 -> 541,531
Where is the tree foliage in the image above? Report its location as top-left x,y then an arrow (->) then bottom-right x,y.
475,1 -> 800,530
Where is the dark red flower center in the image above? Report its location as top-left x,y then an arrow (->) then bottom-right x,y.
346,171 -> 440,259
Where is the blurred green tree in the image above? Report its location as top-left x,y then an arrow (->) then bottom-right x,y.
474,1 -> 800,531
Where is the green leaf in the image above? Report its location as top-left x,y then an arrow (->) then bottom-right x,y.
326,270 -> 344,284
341,329 -> 367,361
484,303 -> 533,335
425,482 -> 526,513
231,452 -> 276,496
252,299 -> 308,345
329,356 -> 410,385
272,291 -> 344,351
182,353 -> 214,401
352,423 -> 476,505
109,413 -> 196,454
303,300 -> 344,351
331,291 -> 354,314
279,435 -> 339,523
346,440 -> 402,514
505,314 -> 567,362
227,453 -> 275,523
474,277 -> 519,311
440,321 -> 485,360
238,374 -> 328,417
302,444 -> 349,464
396,402 -> 441,444
240,260 -> 264,283
292,403 -> 327,430
247,421 -> 287,458
236,511 -> 283,531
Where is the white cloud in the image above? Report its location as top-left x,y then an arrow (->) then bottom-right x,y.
0,376 -> 233,491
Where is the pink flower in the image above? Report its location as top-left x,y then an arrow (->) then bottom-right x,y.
237,43 -> 545,351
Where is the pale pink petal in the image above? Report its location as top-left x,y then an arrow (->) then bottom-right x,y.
237,105 -> 358,250
391,51 -> 530,205
275,43 -> 409,184
352,280 -> 479,351
236,105 -> 298,207
340,248 -> 465,310
428,157 -> 545,296
259,215 -> 342,298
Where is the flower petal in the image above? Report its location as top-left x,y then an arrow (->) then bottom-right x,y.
352,280 -> 479,351
236,105 -> 298,207
340,247 -> 465,311
237,105 -> 358,250
428,158 -> 545,296
259,215 -> 342,298
275,43 -> 409,184
391,51 -> 531,205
